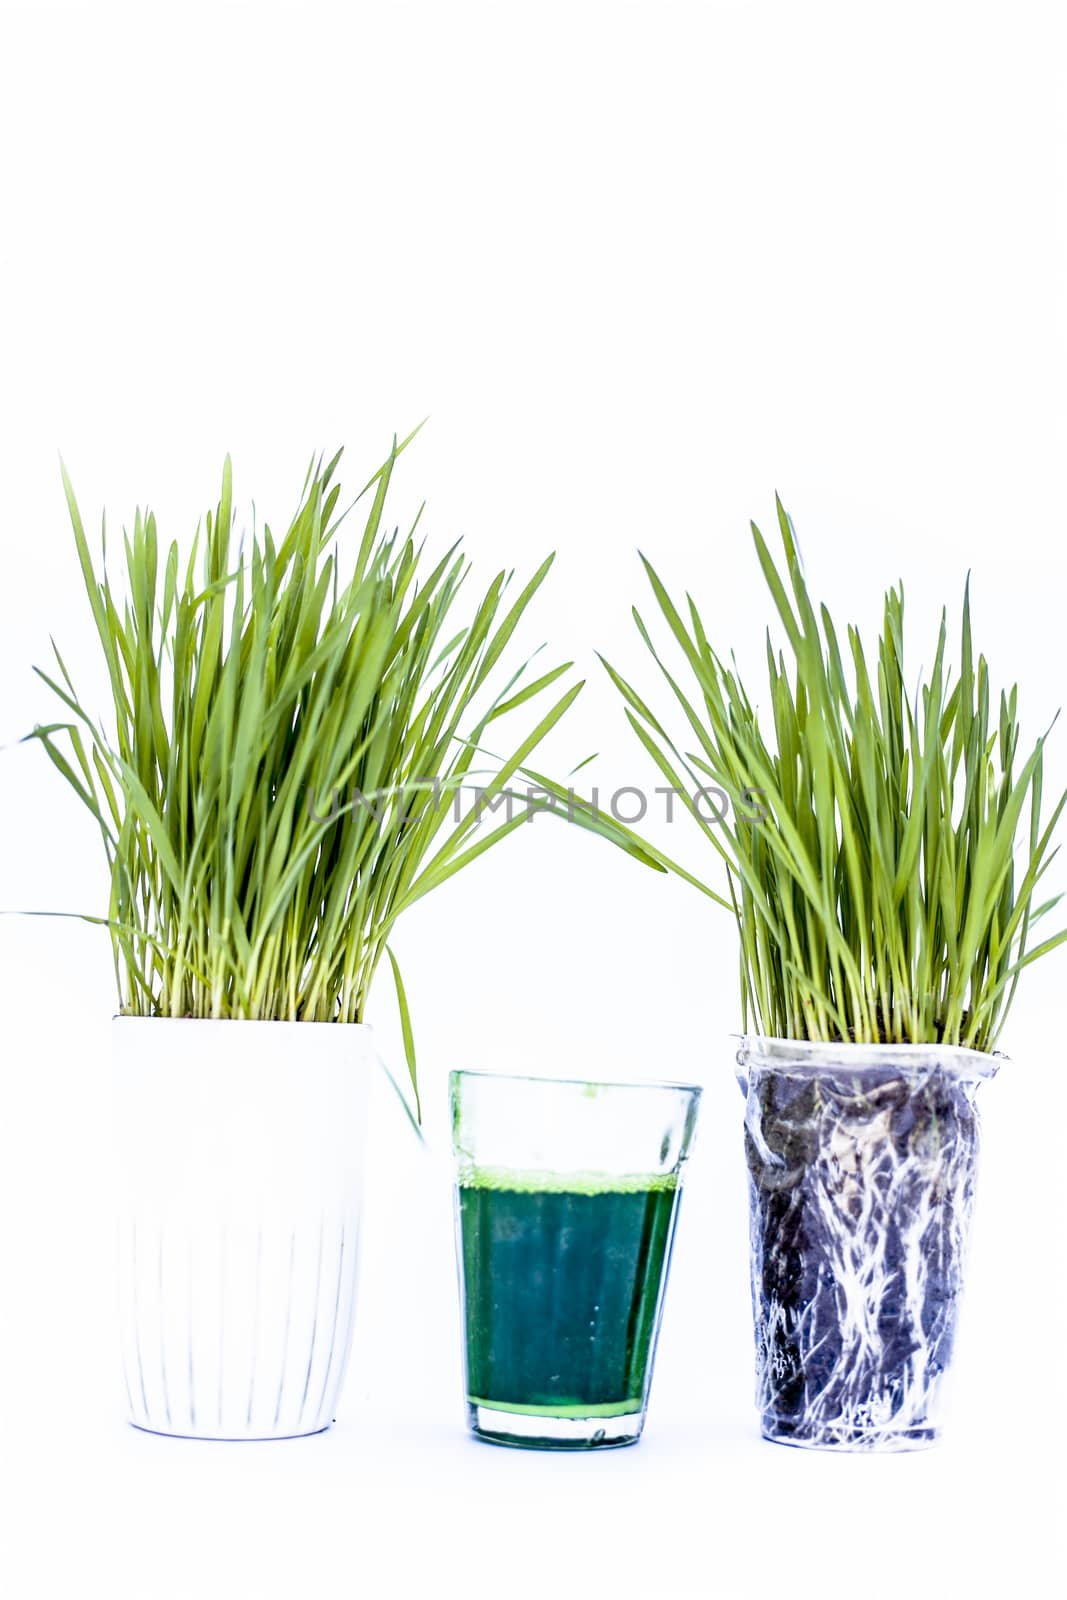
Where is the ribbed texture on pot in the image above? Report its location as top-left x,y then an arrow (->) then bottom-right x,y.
118,1212 -> 362,1438
114,1018 -> 372,1440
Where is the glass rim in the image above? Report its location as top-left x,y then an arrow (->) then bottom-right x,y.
449,1067 -> 703,1097
735,1033 -> 1003,1079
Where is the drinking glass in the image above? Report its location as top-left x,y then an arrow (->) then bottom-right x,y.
450,1069 -> 701,1449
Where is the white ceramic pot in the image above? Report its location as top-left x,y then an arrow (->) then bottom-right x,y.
113,1018 -> 373,1439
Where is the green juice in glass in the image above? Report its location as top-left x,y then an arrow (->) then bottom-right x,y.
457,1170 -> 680,1439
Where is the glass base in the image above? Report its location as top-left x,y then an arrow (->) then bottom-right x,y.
760,1417 -> 940,1453
467,1401 -> 644,1450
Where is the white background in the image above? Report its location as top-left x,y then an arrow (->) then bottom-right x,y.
1,3 -> 1064,1596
